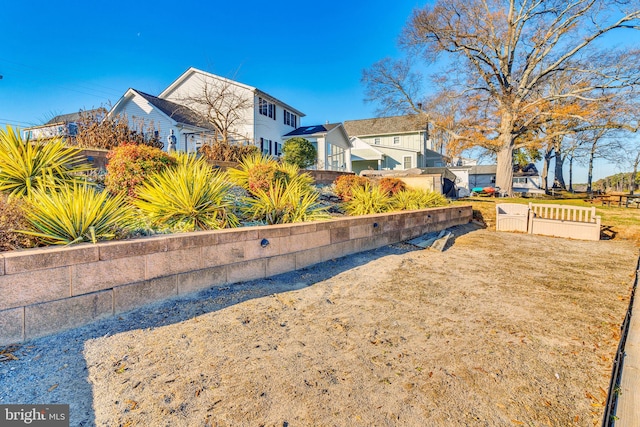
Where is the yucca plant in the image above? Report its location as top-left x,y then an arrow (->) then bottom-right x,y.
227,152 -> 279,191
134,154 -> 239,232
0,126 -> 93,198
343,184 -> 393,216
227,152 -> 306,195
21,183 -> 136,245
241,176 -> 330,225
333,174 -> 370,201
390,189 -> 449,211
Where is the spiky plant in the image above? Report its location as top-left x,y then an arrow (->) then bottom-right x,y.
333,174 -> 370,201
227,152 -> 279,191
241,176 -> 330,225
134,154 -> 239,232
21,183 -> 136,245
391,189 -> 449,211
0,126 -> 93,198
343,184 -> 392,216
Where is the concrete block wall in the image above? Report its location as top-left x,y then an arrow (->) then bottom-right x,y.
0,206 -> 472,345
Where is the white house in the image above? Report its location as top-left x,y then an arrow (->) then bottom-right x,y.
157,67 -> 305,156
343,115 -> 447,174
108,89 -> 216,152
23,109 -> 105,141
283,123 -> 352,172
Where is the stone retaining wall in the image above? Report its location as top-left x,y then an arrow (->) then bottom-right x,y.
0,206 -> 472,345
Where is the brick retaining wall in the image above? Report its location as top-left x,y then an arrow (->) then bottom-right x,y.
0,206 -> 472,345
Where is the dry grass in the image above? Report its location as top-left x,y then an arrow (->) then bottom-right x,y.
84,227 -> 637,426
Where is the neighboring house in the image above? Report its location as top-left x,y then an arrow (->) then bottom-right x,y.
343,115 -> 447,174
283,123 -> 352,172
23,108 -> 105,141
350,136 -> 385,171
157,67 -> 305,156
109,89 -> 216,153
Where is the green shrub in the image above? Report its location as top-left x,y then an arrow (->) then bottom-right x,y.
0,126 -> 93,198
333,174 -> 370,201
391,189 -> 449,211
282,137 -> 317,169
377,177 -> 406,196
343,184 -> 392,216
0,194 -> 38,251
240,175 -> 330,224
134,154 -> 239,232
105,143 -> 177,197
21,183 -> 136,245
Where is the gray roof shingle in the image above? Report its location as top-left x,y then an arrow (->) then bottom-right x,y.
134,90 -> 214,130
343,115 -> 428,137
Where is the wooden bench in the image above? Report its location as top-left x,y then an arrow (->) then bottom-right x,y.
528,203 -> 601,241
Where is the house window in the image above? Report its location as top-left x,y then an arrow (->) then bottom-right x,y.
403,156 -> 412,169
393,136 -> 400,145
260,137 -> 278,155
259,97 -> 276,119
513,177 -> 528,184
284,110 -> 297,127
374,138 -> 380,145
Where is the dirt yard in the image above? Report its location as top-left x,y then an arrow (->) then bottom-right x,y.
84,226 -> 637,426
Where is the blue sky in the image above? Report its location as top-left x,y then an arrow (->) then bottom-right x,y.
1,0 -> 637,183
0,0 -> 422,128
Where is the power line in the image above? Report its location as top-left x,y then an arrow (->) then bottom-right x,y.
0,57 -> 124,99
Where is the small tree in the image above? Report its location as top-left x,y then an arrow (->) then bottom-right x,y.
282,137 -> 317,169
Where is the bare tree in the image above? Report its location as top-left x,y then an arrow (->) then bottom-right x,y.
175,75 -> 254,145
364,0 -> 640,195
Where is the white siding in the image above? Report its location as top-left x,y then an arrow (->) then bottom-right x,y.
116,95 -> 177,152
162,72 -> 255,144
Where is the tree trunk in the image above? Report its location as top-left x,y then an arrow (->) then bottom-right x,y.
495,112 -> 515,196
587,143 -> 596,194
542,145 -> 554,193
630,152 -> 640,194
568,155 -> 573,192
495,146 -> 514,196
552,137 -> 566,189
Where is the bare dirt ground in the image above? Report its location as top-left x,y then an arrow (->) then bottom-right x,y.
83,226 -> 637,427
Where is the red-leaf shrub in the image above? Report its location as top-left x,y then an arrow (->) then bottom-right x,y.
247,163 -> 289,194
333,174 -> 370,201
377,177 -> 406,196
105,143 -> 177,197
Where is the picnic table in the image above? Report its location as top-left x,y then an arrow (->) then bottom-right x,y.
593,192 -> 640,208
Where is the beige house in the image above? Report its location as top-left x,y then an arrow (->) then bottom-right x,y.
343,115 -> 447,174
